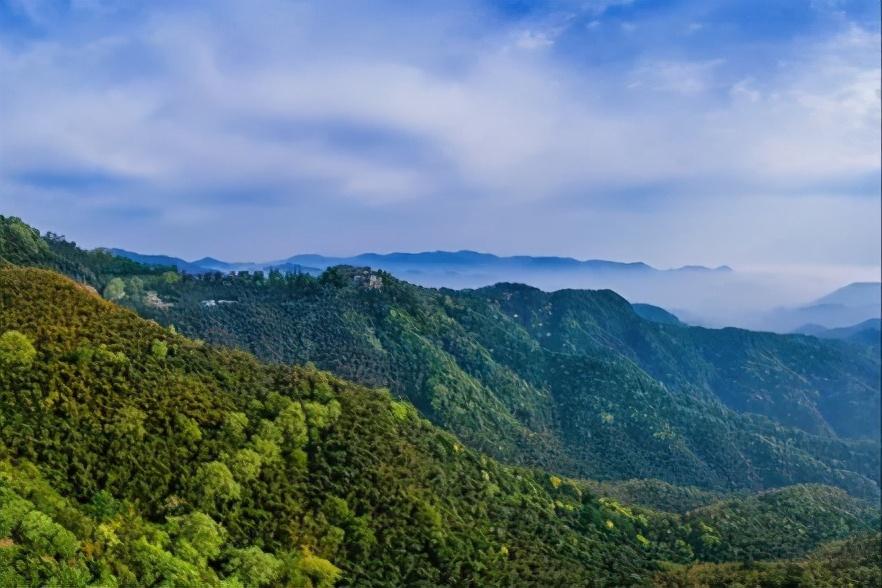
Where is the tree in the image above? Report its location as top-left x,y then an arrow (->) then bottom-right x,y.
87,490 -> 121,521
297,546 -> 342,588
224,546 -> 282,587
128,276 -> 145,300
18,510 -> 79,559
194,462 -> 241,506
227,449 -> 262,482
103,277 -> 126,301
222,412 -> 249,444
250,420 -> 282,463
175,414 -> 202,444
109,406 -> 147,441
303,400 -> 342,440
0,490 -> 32,536
167,511 -> 226,566
0,330 -> 36,369
129,537 -> 203,585
277,402 -> 308,448
151,339 -> 169,359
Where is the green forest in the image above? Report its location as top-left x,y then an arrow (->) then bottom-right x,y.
48,224 -> 878,498
1,215 -> 880,586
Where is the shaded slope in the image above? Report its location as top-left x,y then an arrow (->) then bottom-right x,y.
474,283 -> 880,440
795,319 -> 881,347
632,302 -> 684,326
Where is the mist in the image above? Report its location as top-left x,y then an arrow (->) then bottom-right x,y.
353,263 -> 880,331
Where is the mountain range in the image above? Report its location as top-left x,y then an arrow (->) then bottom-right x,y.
109,247 -> 733,280
765,282 -> 882,333
108,248 -> 881,334
38,224 -> 882,496
793,318 -> 881,347
2,214 -> 880,586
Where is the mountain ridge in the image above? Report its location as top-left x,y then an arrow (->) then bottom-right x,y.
813,282 -> 882,307
109,247 -> 732,276
764,282 -> 881,332
2,213 -> 880,585
2,217 -> 876,500
1,263 -> 877,585
794,318 -> 881,346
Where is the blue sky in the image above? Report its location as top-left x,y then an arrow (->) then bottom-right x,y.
0,0 -> 879,275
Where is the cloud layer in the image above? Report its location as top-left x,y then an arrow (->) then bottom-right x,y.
1,0 -> 879,271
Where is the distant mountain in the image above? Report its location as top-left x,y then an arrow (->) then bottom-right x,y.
110,249 -> 321,276
190,256 -> 242,271
109,247 -> 731,282
107,248 -> 749,324
765,282 -> 881,332
280,250 -> 731,281
631,303 -> 684,326
815,282 -> 881,307
794,319 -> 881,347
109,248 -> 209,274
111,247 -> 752,324
674,264 -> 734,273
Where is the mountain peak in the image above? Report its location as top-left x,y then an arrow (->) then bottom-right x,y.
813,282 -> 881,307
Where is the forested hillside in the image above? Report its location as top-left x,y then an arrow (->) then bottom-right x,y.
656,533 -> 882,587
474,283 -> 879,439
2,216 -> 879,502
1,264 -> 879,586
1,216 -> 881,585
121,270 -> 880,497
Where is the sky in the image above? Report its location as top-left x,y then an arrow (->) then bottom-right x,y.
1,0 -> 880,275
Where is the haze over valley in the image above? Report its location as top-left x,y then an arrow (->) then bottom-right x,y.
109,246 -> 882,333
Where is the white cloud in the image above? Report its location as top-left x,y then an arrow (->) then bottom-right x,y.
630,59 -> 724,95
515,30 -> 556,50
730,78 -> 760,102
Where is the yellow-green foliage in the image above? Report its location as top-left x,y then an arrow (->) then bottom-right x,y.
298,546 -> 342,588
0,330 -> 36,369
599,497 -> 649,526
390,400 -> 410,421
151,339 -> 168,359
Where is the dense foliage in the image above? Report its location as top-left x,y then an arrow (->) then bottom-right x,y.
581,479 -> 728,514
2,216 -> 881,585
5,217 -> 880,497
656,533 -> 882,587
1,266 -> 879,585
85,263 -> 880,499
0,215 -> 169,288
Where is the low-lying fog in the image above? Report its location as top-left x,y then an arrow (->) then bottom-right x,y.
380,265 -> 881,332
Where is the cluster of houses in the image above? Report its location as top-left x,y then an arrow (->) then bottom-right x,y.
352,269 -> 384,290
